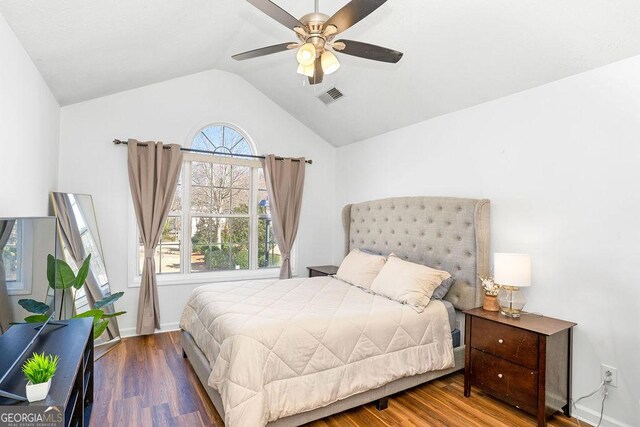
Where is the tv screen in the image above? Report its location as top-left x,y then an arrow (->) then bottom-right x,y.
0,217 -> 57,331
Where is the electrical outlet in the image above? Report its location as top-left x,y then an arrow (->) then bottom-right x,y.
601,364 -> 618,388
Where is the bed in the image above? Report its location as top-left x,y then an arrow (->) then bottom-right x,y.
180,196 -> 490,426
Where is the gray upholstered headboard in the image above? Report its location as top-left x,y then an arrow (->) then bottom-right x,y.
342,197 -> 490,311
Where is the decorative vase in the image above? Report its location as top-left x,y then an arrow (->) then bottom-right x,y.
26,379 -> 51,402
482,294 -> 500,312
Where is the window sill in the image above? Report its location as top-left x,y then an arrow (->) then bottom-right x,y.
128,268 -> 287,288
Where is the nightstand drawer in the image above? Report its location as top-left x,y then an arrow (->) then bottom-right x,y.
471,317 -> 539,369
470,348 -> 538,414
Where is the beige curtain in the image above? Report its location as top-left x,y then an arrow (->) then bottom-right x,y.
127,140 -> 183,335
0,220 -> 16,334
261,155 -> 306,279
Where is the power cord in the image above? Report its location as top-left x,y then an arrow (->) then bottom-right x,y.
571,371 -> 611,427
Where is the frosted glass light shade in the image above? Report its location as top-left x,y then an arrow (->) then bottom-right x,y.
494,253 -> 531,287
296,43 -> 316,66
321,51 -> 340,74
297,64 -> 314,77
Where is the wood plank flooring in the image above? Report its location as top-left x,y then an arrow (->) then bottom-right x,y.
91,331 -> 585,427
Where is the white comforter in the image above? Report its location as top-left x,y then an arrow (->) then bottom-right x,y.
179,276 -> 454,427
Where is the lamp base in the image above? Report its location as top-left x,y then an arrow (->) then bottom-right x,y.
497,286 -> 526,318
500,306 -> 523,318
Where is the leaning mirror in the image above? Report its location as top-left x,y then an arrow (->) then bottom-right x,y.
50,192 -> 122,358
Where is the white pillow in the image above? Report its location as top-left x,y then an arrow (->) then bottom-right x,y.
336,249 -> 387,289
370,254 -> 452,312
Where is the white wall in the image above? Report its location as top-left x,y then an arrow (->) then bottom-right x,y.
335,56 -> 640,427
0,14 -> 60,216
58,69 -> 336,335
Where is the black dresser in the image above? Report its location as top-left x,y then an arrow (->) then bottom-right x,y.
0,318 -> 94,427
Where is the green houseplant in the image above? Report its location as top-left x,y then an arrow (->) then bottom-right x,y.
22,352 -> 59,402
18,254 -> 126,339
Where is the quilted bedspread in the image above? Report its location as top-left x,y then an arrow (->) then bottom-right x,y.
179,276 -> 454,427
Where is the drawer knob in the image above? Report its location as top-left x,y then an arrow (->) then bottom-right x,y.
498,339 -> 504,344
498,374 -> 503,379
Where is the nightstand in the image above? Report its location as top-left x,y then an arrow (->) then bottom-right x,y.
463,308 -> 576,427
307,265 -> 339,277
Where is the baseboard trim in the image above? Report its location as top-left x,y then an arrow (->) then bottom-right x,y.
574,403 -> 633,427
119,322 -> 180,338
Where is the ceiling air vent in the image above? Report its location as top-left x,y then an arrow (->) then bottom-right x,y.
317,87 -> 344,105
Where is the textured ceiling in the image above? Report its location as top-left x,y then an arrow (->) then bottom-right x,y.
2,0 -> 640,146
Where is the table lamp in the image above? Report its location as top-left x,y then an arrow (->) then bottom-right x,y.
494,253 -> 531,318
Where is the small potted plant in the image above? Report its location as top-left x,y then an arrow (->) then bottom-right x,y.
22,352 -> 59,402
479,275 -> 500,312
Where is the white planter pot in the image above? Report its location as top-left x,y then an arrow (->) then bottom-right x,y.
25,379 -> 51,402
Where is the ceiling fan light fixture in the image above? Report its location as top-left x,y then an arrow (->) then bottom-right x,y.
297,63 -> 315,78
296,42 -> 316,66
321,50 -> 340,75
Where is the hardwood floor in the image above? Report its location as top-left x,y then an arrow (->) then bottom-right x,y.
92,331 -> 585,427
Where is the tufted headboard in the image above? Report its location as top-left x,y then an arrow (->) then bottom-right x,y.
342,196 -> 490,311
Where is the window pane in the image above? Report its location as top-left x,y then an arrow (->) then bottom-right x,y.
2,222 -> 19,281
231,189 -> 250,214
231,166 -> 250,189
232,243 -> 249,270
190,217 -> 248,272
258,218 -> 281,268
229,218 -> 249,270
257,190 -> 270,216
223,127 -> 243,151
138,216 -> 181,275
192,162 -> 212,186
258,168 -> 267,191
212,163 -> 231,188
171,173 -> 182,212
192,125 -> 252,157
257,169 -> 271,216
159,217 -> 181,274
190,217 -> 213,272
211,187 -> 231,214
191,186 -> 212,214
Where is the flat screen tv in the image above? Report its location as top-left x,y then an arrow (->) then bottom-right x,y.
0,217 -> 57,401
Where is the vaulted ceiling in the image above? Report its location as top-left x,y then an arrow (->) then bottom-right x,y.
2,0 -> 640,146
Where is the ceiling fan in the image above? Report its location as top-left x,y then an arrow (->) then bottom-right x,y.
232,0 -> 403,85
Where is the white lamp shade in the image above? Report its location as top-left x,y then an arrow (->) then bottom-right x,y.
296,43 -> 316,66
297,63 -> 314,77
321,51 -> 340,74
494,253 -> 531,287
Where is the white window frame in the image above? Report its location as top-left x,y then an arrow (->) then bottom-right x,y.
5,220 -> 34,296
128,126 -> 296,288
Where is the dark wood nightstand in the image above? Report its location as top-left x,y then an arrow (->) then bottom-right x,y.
307,265 -> 339,277
463,308 -> 576,427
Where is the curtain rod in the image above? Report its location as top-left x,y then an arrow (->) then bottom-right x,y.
113,139 -> 313,164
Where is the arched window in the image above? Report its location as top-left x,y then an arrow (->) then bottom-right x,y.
191,124 -> 253,157
137,124 -> 282,278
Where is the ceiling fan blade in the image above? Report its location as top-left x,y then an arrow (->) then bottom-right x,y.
334,39 -> 403,63
309,58 -> 324,85
247,0 -> 304,30
324,0 -> 387,34
232,42 -> 295,61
